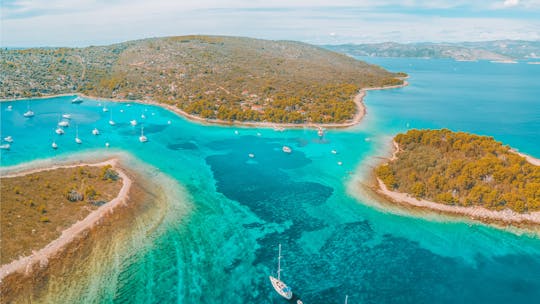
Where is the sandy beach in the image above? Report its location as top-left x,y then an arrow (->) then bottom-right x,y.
376,178 -> 540,226
0,80 -> 408,130
0,159 -> 132,280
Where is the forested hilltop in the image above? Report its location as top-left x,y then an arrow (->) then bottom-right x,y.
0,36 -> 404,124
376,129 -> 540,213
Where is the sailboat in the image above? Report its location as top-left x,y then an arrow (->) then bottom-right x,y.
269,244 -> 293,300
52,141 -> 58,149
92,127 -> 100,135
139,126 -> 148,143
109,111 -> 116,126
23,102 -> 34,117
75,125 -> 82,144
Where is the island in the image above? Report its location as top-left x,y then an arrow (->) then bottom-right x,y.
373,129 -> 540,227
325,40 -> 540,61
0,159 -> 134,302
0,35 -> 406,125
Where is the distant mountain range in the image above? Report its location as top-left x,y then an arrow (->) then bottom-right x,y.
324,40 -> 540,61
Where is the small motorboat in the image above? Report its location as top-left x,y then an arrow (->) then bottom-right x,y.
52,141 -> 58,149
71,96 -> 83,104
62,114 -> 72,119
6,105 -> 13,111
55,128 -> 65,135
0,144 -> 10,150
23,109 -> 35,117
105,142 -> 110,148
331,150 -> 338,154
92,128 -> 100,135
248,153 -> 255,158
4,136 -> 13,143
58,120 -> 69,127
282,146 -> 292,153
130,120 -> 138,126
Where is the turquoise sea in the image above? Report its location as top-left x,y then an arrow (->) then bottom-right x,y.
1,58 -> 540,303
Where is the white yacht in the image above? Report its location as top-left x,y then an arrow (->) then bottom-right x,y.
52,141 -> 58,149
23,107 -> 35,117
130,119 -> 138,126
318,127 -> 324,138
4,136 -> 13,143
75,126 -> 82,144
282,146 -> 292,154
92,128 -> 100,135
139,126 -> 148,143
55,127 -> 65,135
269,244 -> 293,300
71,96 -> 83,104
62,114 -> 72,119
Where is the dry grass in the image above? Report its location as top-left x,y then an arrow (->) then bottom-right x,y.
0,165 -> 122,265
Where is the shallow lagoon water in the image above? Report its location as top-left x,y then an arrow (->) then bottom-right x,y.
1,58 -> 540,303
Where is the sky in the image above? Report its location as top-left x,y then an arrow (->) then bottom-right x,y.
1,0 -> 540,47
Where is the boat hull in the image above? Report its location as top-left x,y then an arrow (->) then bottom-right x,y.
269,276 -> 293,300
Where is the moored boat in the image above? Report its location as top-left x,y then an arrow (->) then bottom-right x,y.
269,244 -> 293,300
71,96 -> 83,104
282,146 -> 292,153
139,126 -> 148,143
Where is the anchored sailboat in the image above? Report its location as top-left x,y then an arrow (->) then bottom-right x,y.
139,126 -> 148,143
75,125 -> 82,144
269,244 -> 293,300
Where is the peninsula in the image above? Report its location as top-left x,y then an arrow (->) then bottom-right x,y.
373,129 -> 540,227
0,160 -> 128,275
0,36 -> 406,125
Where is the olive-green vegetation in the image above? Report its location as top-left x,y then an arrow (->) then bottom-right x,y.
376,129 -> 540,213
0,36 -> 405,123
0,165 -> 122,265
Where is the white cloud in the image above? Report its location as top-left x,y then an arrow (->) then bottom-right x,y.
503,0 -> 520,7
1,0 -> 539,46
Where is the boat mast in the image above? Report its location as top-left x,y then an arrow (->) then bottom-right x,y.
277,243 -> 282,280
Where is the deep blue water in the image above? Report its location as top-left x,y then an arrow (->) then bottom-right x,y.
1,58 -> 539,303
